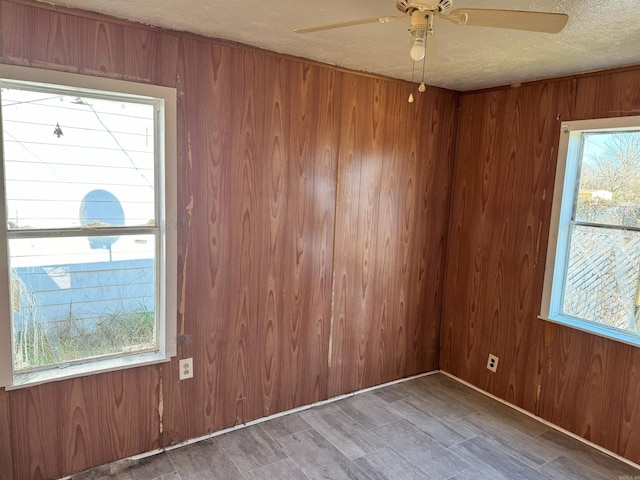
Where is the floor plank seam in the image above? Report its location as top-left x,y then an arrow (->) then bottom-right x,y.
439,370 -> 640,473
63,371 -> 640,480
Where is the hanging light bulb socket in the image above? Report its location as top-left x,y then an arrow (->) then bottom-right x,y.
409,10 -> 427,62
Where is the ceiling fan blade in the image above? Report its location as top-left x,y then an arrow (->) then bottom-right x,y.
295,14 -> 404,34
440,9 -> 568,34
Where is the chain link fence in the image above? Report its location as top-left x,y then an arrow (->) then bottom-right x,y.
563,224 -> 640,332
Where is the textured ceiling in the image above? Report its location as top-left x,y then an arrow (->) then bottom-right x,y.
41,0 -> 640,91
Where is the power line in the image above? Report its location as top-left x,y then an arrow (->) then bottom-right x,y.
87,103 -> 153,189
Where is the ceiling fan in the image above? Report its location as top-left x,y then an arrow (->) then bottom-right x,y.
295,0 -> 568,65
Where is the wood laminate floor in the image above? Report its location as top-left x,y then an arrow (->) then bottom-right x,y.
71,373 -> 640,480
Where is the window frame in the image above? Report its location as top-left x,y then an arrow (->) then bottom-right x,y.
540,115 -> 640,347
0,64 -> 177,389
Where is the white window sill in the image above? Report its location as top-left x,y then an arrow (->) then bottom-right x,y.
5,351 -> 171,390
538,313 -> 640,348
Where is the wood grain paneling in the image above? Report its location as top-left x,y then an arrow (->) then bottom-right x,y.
223,48 -> 337,419
329,77 -> 456,396
330,75 -> 386,396
574,69 -> 640,119
3,0 -> 449,474
609,342 -> 640,462
80,17 -> 157,82
155,33 -> 227,444
157,34 -> 339,445
1,1 -> 32,66
0,4 -> 163,478
123,26 -> 157,83
13,0 -> 640,476
282,60 -> 337,405
0,389 -> 13,480
539,324 -> 624,456
442,67 -> 640,465
536,68 -> 640,463
224,48 -> 271,427
441,81 -> 574,412
99,368 -> 162,460
80,19 -> 125,78
10,383 -> 62,479
9,367 -> 160,479
0,2 -> 82,72
407,84 -> 458,376
28,8 -> 79,72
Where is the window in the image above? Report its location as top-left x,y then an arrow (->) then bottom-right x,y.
541,115 -> 640,346
0,65 -> 177,388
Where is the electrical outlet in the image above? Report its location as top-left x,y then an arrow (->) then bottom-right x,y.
179,358 -> 193,380
487,354 -> 499,373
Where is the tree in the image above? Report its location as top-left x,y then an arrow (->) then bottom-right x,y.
577,132 -> 640,227
583,133 -> 640,200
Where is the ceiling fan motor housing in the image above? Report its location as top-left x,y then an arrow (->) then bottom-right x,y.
396,0 -> 452,14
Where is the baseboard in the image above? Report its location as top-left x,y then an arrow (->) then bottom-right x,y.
59,370 -> 439,479
66,368 -> 638,479
439,370 -> 640,471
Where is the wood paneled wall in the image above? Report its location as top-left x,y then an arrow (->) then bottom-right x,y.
8,369 -> 161,479
441,69 -> 640,463
4,0 -> 638,475
330,75 -> 455,395
441,80 -> 575,410
0,389 -> 12,480
155,35 -> 341,443
0,1 -> 455,478
538,70 -> 640,461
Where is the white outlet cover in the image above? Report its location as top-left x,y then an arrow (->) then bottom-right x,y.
179,358 -> 193,380
487,354 -> 499,373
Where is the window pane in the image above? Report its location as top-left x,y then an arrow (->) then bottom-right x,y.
9,235 -> 156,372
1,86 -> 156,229
562,224 -> 640,334
575,132 -> 640,228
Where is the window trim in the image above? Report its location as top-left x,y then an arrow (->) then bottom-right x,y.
540,115 -> 640,347
0,64 -> 177,389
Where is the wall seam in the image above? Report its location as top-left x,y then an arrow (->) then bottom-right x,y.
326,69 -> 343,397
437,90 -> 463,370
